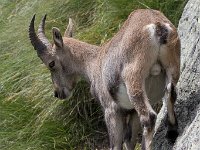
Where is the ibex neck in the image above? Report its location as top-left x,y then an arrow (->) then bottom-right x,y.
63,37 -> 100,81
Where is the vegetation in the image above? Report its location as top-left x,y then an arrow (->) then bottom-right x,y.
0,0 -> 186,149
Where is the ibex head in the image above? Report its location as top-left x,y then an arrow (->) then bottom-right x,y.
29,15 -> 76,99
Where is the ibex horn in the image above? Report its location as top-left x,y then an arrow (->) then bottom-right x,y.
29,14 -> 51,55
38,14 -> 52,50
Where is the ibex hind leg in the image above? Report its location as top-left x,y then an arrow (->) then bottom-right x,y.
123,69 -> 157,150
165,83 -> 178,143
157,21 -> 180,143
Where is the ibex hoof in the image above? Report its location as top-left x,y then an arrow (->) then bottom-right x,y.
166,129 -> 179,144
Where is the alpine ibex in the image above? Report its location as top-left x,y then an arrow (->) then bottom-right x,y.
29,9 -> 180,150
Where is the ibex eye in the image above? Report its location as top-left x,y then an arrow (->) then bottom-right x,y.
49,61 -> 55,68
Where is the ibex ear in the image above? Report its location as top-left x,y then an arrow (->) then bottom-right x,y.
52,27 -> 63,47
64,18 -> 74,37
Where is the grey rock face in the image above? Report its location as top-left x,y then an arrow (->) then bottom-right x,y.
153,0 -> 200,149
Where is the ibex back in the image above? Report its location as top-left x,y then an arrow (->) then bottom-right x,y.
29,9 -> 180,150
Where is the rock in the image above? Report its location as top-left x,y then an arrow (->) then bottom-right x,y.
153,0 -> 200,149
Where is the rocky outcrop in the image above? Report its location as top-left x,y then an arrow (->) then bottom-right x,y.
153,0 -> 200,149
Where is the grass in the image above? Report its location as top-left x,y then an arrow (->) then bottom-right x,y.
0,0 -> 186,149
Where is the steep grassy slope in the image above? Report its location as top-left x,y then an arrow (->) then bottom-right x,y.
0,0 -> 186,149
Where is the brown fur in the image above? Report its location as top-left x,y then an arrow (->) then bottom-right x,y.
29,9 -> 180,150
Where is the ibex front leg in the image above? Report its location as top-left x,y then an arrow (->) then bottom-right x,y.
124,111 -> 141,150
123,67 -> 157,150
104,101 -> 124,150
